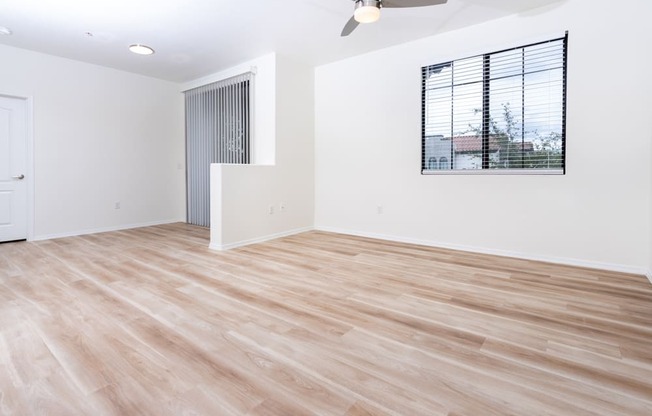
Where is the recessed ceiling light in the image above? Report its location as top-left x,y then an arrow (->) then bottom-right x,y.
0,26 -> 12,36
129,44 -> 155,55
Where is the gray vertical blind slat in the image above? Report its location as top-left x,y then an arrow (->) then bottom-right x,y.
184,72 -> 253,227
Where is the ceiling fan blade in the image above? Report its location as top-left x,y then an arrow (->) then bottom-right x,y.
382,0 -> 448,8
341,16 -> 359,37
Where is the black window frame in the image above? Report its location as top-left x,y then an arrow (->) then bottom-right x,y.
421,33 -> 568,175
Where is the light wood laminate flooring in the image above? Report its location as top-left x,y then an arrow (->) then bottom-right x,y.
1,223 -> 651,415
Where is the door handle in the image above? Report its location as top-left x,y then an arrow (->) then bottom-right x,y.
12,174 -> 25,180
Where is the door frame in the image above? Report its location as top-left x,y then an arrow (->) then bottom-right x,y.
1,93 -> 34,241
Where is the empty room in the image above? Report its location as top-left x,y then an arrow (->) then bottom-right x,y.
1,0 -> 651,414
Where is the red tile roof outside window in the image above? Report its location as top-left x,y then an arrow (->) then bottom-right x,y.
451,136 -> 534,153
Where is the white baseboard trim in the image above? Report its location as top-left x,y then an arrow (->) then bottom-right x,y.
209,226 -> 314,251
32,219 -> 184,241
646,270 -> 652,284
315,226 -> 649,277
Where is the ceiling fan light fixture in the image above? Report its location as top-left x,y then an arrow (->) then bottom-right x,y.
129,44 -> 155,55
354,0 -> 381,24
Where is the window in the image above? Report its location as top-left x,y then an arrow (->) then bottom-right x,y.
421,33 -> 567,174
428,157 -> 437,170
184,72 -> 253,227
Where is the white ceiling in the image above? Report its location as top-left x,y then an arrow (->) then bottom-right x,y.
0,0 -> 562,83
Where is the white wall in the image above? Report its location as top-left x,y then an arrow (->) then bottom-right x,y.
315,0 -> 652,273
649,128 -> 652,280
209,54 -> 315,249
0,44 -> 185,240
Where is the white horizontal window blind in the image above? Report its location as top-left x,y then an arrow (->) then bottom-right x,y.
422,33 -> 567,174
185,72 -> 253,227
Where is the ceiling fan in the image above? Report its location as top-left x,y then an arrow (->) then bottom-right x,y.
341,0 -> 449,37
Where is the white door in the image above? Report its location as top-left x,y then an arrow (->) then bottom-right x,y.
0,96 -> 27,242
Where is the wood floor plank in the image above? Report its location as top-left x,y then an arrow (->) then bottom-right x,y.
1,223 -> 651,415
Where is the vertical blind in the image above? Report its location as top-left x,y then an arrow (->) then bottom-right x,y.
421,33 -> 567,174
185,72 -> 253,227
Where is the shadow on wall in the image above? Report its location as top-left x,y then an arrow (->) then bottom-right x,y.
460,0 -> 568,16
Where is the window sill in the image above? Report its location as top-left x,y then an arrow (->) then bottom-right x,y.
421,169 -> 564,176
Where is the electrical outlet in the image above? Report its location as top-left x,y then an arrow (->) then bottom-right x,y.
279,202 -> 286,212
268,205 -> 274,215
377,205 -> 383,215
115,202 -> 121,210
